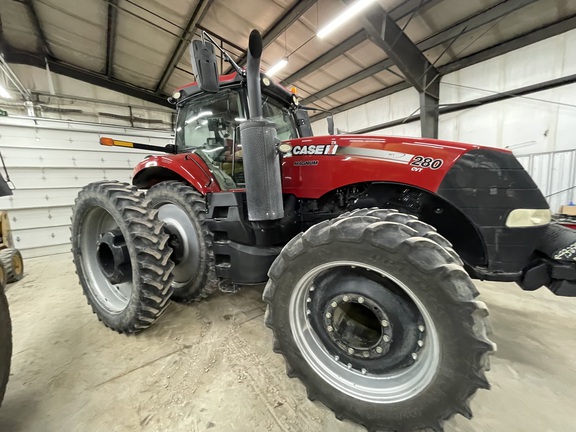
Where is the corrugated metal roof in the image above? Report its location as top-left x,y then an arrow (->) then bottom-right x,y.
2,0 -> 575,113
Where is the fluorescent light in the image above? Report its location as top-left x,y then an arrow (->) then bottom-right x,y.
0,83 -> 11,99
266,58 -> 288,77
317,0 -> 376,39
235,117 -> 247,122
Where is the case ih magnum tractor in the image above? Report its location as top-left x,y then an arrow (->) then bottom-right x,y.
71,30 -> 576,431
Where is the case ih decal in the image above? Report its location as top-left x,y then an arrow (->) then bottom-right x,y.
292,144 -> 339,155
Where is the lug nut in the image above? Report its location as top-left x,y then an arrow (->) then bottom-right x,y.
347,363 -> 352,369
412,353 -> 418,360
418,340 -> 424,347
381,320 -> 389,327
347,348 -> 354,355
310,286 -> 315,292
307,310 -> 311,315
307,297 -> 311,303
361,368 -> 367,375
418,325 -> 425,332
331,301 -> 338,308
334,355 -> 339,361
383,335 -> 390,342
327,325 -> 334,332
326,312 -> 332,319
358,296 -> 365,304
363,351 -> 370,358
376,346 -> 383,354
343,295 -> 350,302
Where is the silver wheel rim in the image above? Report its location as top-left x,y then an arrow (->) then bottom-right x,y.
157,203 -> 200,289
80,207 -> 132,313
289,261 -> 440,403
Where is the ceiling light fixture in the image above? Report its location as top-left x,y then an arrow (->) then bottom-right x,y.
0,83 -> 11,99
266,58 -> 288,77
317,0 -> 376,39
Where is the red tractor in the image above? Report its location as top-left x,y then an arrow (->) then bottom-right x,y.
71,30 -> 576,431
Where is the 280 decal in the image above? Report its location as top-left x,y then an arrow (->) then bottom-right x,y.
410,156 -> 444,170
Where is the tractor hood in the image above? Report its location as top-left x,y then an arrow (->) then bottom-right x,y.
281,134 -> 495,197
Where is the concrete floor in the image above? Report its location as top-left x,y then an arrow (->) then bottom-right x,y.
1,253 -> 575,432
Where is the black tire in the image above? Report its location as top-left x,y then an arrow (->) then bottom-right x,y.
0,288 -> 11,408
145,181 -> 218,303
263,209 -> 495,432
0,248 -> 24,283
71,181 -> 175,334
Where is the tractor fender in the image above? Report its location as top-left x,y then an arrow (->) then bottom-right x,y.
132,153 -> 221,194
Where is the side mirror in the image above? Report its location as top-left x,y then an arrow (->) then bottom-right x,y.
190,40 -> 219,93
294,109 -> 313,137
327,115 -> 335,135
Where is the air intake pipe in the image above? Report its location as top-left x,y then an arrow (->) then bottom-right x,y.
240,29 -> 284,222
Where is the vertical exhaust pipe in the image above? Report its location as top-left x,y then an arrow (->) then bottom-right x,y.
246,30 -> 263,119
240,30 -> 284,222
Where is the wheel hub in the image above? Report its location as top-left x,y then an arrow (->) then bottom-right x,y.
308,268 -> 425,374
323,294 -> 392,360
96,230 -> 131,285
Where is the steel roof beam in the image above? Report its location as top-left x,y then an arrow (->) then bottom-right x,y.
4,46 -> 172,107
310,14 -> 576,123
105,0 -> 119,78
304,0 -> 540,105
225,0 -> 317,73
22,0 -> 53,58
282,0 -> 438,86
362,4 -> 439,96
154,0 -> 213,94
359,4 -> 439,137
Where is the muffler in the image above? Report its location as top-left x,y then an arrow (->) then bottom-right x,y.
240,30 -> 284,222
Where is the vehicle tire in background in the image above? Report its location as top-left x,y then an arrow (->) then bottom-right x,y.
0,263 -> 7,289
0,248 -> 24,283
0,288 -> 11,408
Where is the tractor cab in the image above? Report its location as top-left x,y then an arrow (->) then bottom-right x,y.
170,77 -> 305,187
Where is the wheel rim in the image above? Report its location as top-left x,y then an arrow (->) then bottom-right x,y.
80,207 -> 132,313
156,203 -> 201,289
12,254 -> 23,275
289,261 -> 440,404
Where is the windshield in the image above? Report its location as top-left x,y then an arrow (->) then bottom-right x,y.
175,87 -> 298,189
175,88 -> 298,154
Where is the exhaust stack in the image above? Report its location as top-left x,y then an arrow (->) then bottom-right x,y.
240,30 -> 284,222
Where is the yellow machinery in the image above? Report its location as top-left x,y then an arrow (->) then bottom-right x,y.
0,211 -> 23,284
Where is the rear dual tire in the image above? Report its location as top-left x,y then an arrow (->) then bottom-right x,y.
264,209 -> 495,432
145,181 -> 218,303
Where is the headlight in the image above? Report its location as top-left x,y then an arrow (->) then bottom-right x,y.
505,209 -> 551,227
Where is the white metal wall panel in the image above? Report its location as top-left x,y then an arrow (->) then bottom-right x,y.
310,29 -> 576,155
0,116 -> 172,258
516,149 -> 576,213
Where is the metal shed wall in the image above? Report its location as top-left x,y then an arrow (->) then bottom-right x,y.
310,28 -> 576,154
0,116 -> 171,258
